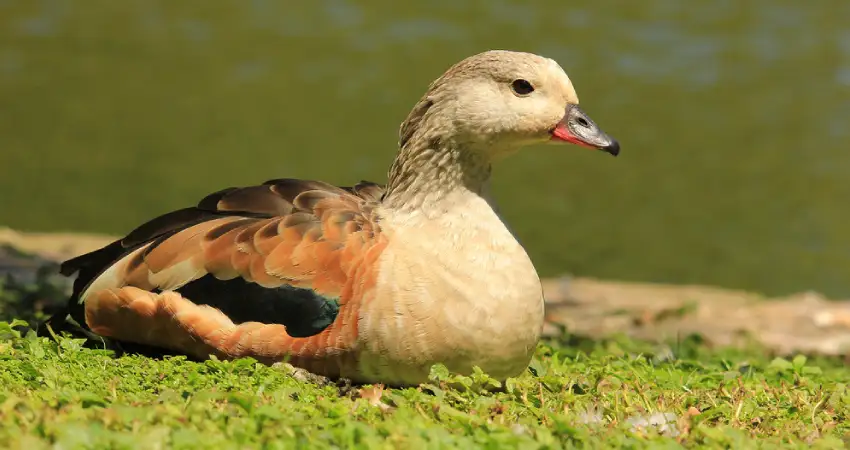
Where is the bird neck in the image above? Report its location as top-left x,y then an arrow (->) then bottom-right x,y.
382,99 -> 495,215
382,141 -> 492,215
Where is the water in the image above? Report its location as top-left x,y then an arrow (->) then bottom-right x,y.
1,0 -> 848,297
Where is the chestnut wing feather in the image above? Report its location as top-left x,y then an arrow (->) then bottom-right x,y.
58,179 -> 386,335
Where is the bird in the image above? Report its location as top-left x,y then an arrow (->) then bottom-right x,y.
44,50 -> 620,387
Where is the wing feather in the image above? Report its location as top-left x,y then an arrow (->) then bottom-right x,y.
58,178 -> 388,359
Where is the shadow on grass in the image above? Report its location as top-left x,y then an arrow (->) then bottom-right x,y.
0,244 -> 70,328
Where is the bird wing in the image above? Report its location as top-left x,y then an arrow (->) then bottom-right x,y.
59,178 -> 388,352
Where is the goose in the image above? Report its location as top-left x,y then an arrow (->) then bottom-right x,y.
46,50 -> 619,387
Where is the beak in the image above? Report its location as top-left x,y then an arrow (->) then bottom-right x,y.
551,105 -> 620,156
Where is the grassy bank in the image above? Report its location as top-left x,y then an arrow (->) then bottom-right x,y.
1,242 -> 850,448
1,319 -> 848,449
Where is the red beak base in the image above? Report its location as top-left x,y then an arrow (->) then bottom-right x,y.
550,105 -> 620,156
552,122 -> 598,149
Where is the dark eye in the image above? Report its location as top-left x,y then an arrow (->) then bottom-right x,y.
510,79 -> 535,96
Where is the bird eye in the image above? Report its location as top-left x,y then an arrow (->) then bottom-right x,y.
510,79 -> 535,96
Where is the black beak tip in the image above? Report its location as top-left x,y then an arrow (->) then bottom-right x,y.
602,140 -> 620,157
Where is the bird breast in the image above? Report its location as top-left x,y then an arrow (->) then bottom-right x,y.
354,191 -> 545,385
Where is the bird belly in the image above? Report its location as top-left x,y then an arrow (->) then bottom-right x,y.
352,224 -> 545,386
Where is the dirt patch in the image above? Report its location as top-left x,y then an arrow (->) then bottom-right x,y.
3,227 -> 850,357
0,227 -> 115,262
541,277 -> 850,357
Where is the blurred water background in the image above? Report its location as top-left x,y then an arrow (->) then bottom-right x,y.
1,1 -> 848,297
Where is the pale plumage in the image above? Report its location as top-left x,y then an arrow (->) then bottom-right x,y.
44,50 -> 620,386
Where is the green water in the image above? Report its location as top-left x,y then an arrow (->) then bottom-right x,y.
1,1 -> 849,297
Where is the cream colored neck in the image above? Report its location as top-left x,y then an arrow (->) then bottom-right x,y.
382,93 -> 501,215
382,138 -> 495,216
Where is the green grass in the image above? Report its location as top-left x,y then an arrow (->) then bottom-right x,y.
1,319 -> 849,449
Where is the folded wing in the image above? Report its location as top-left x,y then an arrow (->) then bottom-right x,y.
57,178 -> 388,359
